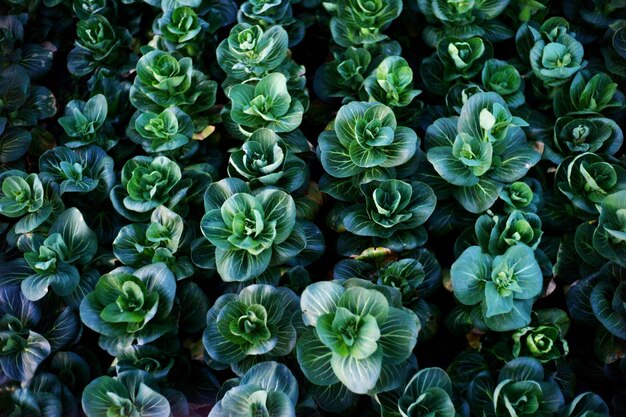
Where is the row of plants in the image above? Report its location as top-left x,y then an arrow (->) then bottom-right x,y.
1,0 -> 626,416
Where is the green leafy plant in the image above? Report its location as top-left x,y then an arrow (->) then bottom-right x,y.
451,245 -> 543,331
297,280 -> 419,402
203,284 -> 299,374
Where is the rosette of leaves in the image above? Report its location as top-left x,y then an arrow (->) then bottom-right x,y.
227,128 -> 308,192
38,145 -> 115,202
157,6 -> 206,52
216,23 -> 288,81
130,50 -> 217,124
58,94 -> 117,150
237,0 -> 304,47
421,37 -> 493,96
555,153 -> 626,216
467,357 -> 564,417
333,248 -> 442,302
82,371 -> 170,417
199,178 -> 320,281
510,309 -> 570,363
340,179 -> 437,251
481,59 -> 525,108
314,47 -> 372,102
21,208 -> 98,301
451,245 -> 543,331
79,263 -> 177,355
529,17 -> 586,88
67,14 -> 132,77
210,361 -> 301,417
317,101 -> 418,199
110,155 -> 190,221
592,191 -> 626,267
113,206 -> 193,280
424,92 -> 540,213
417,0 -> 511,48
128,107 -> 193,153
553,72 -> 624,117
397,367 -> 458,417
329,0 -> 403,47
297,280 -> 419,401
0,67 -> 56,134
0,286 -> 50,382
361,56 -> 421,109
203,284 -> 299,374
469,210 -> 544,255
544,116 -> 623,163
0,170 -> 64,237
226,72 -> 304,138
114,345 -> 175,382
499,181 -> 539,213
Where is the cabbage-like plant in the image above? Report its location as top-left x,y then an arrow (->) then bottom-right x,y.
237,0 -> 303,47
79,263 -> 177,354
476,357 -> 565,417
67,14 -> 132,77
227,128 -> 307,192
21,208 -> 98,301
555,153 -> 626,216
424,92 -> 539,213
130,50 -> 217,121
451,245 -> 543,331
217,23 -> 288,80
199,178 -> 317,282
38,145 -> 115,202
82,371 -> 170,417
110,155 -> 190,221
58,94 -> 116,150
203,285 -> 299,374
314,47 -> 372,102
510,309 -> 570,363
553,72 -> 624,117
113,206 -> 193,280
421,36 -> 493,95
226,72 -> 304,137
129,107 -> 193,153
0,170 -> 63,236
0,171 -> 45,219
0,286 -> 50,382
330,0 -> 403,47
529,18 -> 586,88
333,248 -> 442,303
361,56 -> 421,108
470,210 -> 544,255
499,181 -> 538,213
210,362 -> 299,417
297,281 -> 419,397
397,367 -> 457,417
341,179 -> 436,251
317,101 -> 418,194
544,116 -> 623,163
417,0 -> 511,47
592,191 -> 626,267
481,59 -> 525,108
157,6 -> 205,50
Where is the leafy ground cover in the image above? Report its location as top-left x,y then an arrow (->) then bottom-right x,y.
1,0 -> 626,416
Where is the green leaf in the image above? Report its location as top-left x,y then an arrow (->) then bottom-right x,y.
296,328 -> 338,386
330,347 -> 383,394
